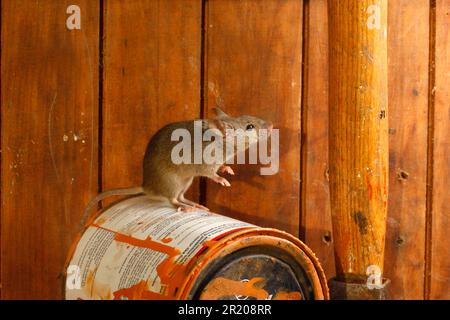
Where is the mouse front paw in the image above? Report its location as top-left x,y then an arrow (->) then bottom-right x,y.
211,175 -> 231,187
219,165 -> 235,175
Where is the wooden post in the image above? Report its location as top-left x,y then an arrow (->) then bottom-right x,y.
328,0 -> 389,299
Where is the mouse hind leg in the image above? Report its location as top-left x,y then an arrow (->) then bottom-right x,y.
178,197 -> 209,211
178,196 -> 209,211
176,177 -> 209,211
144,172 -> 193,211
165,174 -> 206,212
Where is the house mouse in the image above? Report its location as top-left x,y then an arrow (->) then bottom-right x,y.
80,107 -> 273,227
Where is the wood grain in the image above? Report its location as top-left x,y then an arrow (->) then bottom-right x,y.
0,0 -> 447,301
102,0 -> 202,200
328,0 -> 389,279
1,0 -> 99,299
430,0 -> 450,300
204,0 -> 303,236
384,0 -> 429,299
302,0 -> 336,278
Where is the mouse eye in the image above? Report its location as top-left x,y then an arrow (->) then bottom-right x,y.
246,124 -> 255,131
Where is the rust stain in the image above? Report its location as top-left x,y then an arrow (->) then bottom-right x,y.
95,217 -> 107,225
85,271 -> 94,291
84,270 -> 113,299
85,270 -> 111,299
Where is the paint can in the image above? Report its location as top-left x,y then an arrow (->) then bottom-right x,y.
65,195 -> 329,300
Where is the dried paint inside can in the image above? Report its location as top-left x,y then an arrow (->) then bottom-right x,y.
65,196 -> 328,300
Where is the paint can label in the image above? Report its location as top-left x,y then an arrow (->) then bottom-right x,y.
65,196 -> 255,299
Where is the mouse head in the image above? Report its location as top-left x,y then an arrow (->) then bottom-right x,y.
210,107 -> 273,147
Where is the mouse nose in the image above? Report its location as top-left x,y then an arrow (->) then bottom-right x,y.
265,121 -> 273,132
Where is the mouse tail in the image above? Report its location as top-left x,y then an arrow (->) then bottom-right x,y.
79,187 -> 144,228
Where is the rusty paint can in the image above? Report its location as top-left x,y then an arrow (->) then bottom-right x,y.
65,196 -> 329,300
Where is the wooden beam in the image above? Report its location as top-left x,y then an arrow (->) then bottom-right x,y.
328,0 -> 389,298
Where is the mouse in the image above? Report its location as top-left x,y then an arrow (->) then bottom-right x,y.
80,107 -> 273,227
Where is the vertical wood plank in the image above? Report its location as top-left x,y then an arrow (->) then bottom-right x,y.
204,0 -> 302,236
302,0 -> 336,278
0,0 -> 2,298
384,0 -> 429,299
1,0 -> 99,299
102,0 -> 202,199
430,0 -> 450,300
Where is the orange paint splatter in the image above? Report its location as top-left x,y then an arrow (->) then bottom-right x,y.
195,227 -> 249,257
114,233 -> 180,256
201,277 -> 268,300
113,280 -> 172,300
366,176 -> 373,200
382,165 -> 388,197
95,217 -> 107,225
111,231 -> 189,299
161,237 -> 173,243
200,277 -> 303,300
273,291 -> 303,300
85,271 -> 95,290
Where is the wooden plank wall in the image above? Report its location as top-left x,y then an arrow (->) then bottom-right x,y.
430,0 -> 450,300
0,0 -> 448,299
1,0 -> 99,299
102,0 -> 202,200
385,0 -> 429,299
302,0 -> 336,277
204,0 -> 303,236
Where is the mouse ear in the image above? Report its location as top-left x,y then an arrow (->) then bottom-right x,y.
208,119 -> 226,136
213,107 -> 229,119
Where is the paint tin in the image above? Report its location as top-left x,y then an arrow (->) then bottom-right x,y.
65,196 -> 329,300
